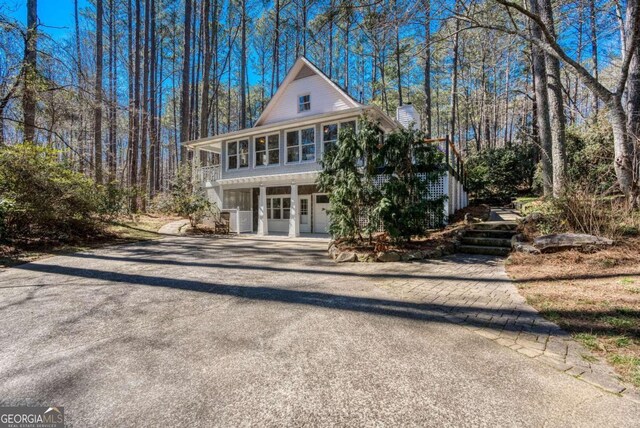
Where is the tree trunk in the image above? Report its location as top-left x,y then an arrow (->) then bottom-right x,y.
449,3 -> 460,146
423,0 -> 431,138
395,0 -> 403,106
538,0 -> 566,197
108,0 -> 117,182
200,0 -> 212,138
94,0 -> 104,184
271,0 -> 280,96
529,0 -> 553,196
130,0 -> 142,211
127,0 -> 134,189
180,0 -> 192,162
149,0 -> 157,195
23,0 -> 38,143
240,0 -> 247,129
610,100 -> 638,206
589,0 -> 599,118
625,0 -> 640,150
140,0 -> 150,210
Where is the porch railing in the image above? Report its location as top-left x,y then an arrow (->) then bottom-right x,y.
225,208 -> 253,233
196,165 -> 221,185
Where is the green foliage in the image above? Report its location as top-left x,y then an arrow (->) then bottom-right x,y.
318,118 -> 382,240
318,118 -> 446,242
97,181 -> 131,217
565,119 -> 616,192
182,191 -> 216,228
166,163 -> 217,228
373,127 -> 446,242
466,143 -> 536,199
0,143 -> 102,240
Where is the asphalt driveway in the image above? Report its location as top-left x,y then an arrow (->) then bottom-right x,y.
0,235 -> 638,426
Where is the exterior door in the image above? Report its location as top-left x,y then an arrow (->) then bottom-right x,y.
313,194 -> 330,233
299,196 -> 311,233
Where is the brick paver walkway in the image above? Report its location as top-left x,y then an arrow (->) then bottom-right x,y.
371,253 -> 637,399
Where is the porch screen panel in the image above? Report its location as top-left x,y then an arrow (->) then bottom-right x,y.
223,189 -> 252,210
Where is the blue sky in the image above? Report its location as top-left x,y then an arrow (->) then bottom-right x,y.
4,0 -> 87,39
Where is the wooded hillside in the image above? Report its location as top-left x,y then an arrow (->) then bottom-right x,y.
0,0 -> 638,209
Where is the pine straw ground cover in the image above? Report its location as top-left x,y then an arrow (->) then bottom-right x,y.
506,239 -> 640,388
0,214 -> 181,268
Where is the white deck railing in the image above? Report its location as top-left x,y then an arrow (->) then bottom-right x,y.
197,165 -> 221,186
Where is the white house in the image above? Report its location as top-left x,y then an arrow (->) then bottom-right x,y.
187,56 -> 468,236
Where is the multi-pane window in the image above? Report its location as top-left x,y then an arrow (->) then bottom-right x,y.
300,199 -> 309,223
267,197 -> 290,220
227,139 -> 249,170
322,124 -> 338,154
286,127 -> 315,163
298,94 -> 311,112
322,121 -> 356,155
255,134 -> 280,167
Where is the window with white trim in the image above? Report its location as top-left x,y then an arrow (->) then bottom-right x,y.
298,94 -> 311,112
227,139 -> 249,170
266,196 -> 291,220
286,127 -> 315,163
322,120 -> 356,155
255,134 -> 279,167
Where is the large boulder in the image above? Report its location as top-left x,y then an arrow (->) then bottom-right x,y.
335,251 -> 358,263
512,234 -> 541,255
376,251 -> 401,262
533,233 -> 614,253
401,250 -> 424,261
328,243 -> 339,260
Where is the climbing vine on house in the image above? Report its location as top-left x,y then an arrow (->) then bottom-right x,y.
318,118 -> 447,243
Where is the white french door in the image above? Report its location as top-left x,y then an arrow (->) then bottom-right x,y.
299,196 -> 311,233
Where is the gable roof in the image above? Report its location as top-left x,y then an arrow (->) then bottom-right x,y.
253,56 -> 362,127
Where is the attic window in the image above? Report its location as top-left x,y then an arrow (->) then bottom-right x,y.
298,94 -> 311,112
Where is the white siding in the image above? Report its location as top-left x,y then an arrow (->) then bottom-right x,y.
259,75 -> 353,125
396,105 -> 421,129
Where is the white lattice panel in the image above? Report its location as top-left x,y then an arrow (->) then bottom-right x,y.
358,173 -> 448,232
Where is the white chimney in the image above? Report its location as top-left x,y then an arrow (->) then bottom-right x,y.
396,104 -> 421,130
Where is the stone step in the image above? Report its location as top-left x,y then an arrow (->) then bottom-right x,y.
457,245 -> 511,257
470,221 -> 518,231
464,229 -> 518,240
461,237 -> 513,248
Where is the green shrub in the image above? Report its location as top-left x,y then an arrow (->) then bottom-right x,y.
373,127 -> 446,242
318,118 -> 382,240
0,143 -> 102,240
165,163 -> 218,228
149,192 -> 175,214
180,191 -> 217,228
97,181 -> 131,218
466,143 -> 536,199
318,118 -> 446,242
566,119 -> 616,193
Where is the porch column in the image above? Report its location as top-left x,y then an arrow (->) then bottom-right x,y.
258,185 -> 268,236
289,183 -> 299,237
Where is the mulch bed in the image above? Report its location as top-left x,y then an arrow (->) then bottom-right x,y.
330,204 -> 491,262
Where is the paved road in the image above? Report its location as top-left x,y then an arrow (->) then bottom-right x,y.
0,235 -> 638,427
